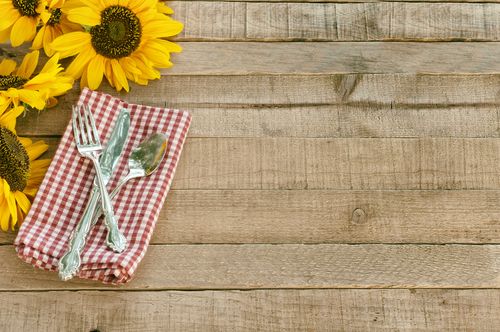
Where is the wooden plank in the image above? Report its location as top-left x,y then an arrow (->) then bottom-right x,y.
4,42 -> 500,75
14,74 -> 500,138
172,2 -> 500,42
6,188 -> 500,245
2,244 -> 500,289
4,189 -> 500,245
168,0 -> 500,3
165,42 -> 500,75
174,137 -> 500,190
1,289 -> 500,331
152,189 -> 500,245
13,137 -> 500,191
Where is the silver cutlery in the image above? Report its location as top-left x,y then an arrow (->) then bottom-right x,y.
90,133 -> 168,225
58,107 -> 130,281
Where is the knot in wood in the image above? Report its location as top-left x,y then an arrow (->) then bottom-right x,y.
350,208 -> 367,225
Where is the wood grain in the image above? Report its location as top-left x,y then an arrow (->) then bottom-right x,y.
1,289 -> 500,331
2,244 -> 500,290
4,42 -> 500,75
172,2 -> 500,42
15,74 -> 500,138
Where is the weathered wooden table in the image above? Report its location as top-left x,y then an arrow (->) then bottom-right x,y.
2,1 -> 500,330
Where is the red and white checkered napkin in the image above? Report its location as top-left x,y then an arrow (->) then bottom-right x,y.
14,87 -> 192,284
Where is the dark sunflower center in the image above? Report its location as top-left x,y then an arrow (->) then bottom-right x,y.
0,125 -> 30,192
0,75 -> 29,91
90,5 -> 142,59
47,8 -> 62,26
12,0 -> 39,18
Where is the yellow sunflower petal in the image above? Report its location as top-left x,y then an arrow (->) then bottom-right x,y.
10,16 -> 38,47
66,44 -> 96,79
48,76 -> 75,97
119,57 -> 141,81
103,58 -> 115,87
17,136 -> 32,147
132,0 -> 156,14
87,55 -> 105,90
3,181 -> 17,226
67,7 -> 101,26
31,25 -> 47,50
142,16 -> 183,38
110,59 -> 129,92
62,0 -> 87,11
40,52 -> 61,74
29,159 -> 51,174
103,0 -> 119,8
40,10 -> 52,24
80,67 -> 89,90
17,89 -> 45,110
13,191 -> 31,214
132,53 -> 160,80
140,39 -> 171,67
25,140 -> 49,161
48,0 -> 65,9
0,197 -> 10,231
0,106 -> 24,131
0,25 -> 12,43
0,8 -> 20,30
136,77 -> 148,85
14,50 -> 39,78
154,39 -> 182,53
50,31 -> 91,58
43,26 -> 60,57
135,8 -> 156,24
156,2 -> 173,14
15,204 -> 24,230
0,59 -> 17,76
46,96 -> 58,108
60,16 -> 84,34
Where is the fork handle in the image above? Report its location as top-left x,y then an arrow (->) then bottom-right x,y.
91,157 -> 128,253
58,185 -> 101,281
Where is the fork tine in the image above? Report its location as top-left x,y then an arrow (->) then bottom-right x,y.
86,104 -> 101,146
82,104 -> 95,144
72,106 -> 81,146
76,105 -> 88,145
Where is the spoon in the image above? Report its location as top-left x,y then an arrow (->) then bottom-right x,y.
91,132 -> 168,226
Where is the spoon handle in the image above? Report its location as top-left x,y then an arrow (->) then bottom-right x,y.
91,174 -> 133,227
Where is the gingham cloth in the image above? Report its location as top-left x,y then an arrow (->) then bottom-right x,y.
14,88 -> 192,284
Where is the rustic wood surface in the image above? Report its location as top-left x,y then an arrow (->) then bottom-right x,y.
2,0 -> 500,330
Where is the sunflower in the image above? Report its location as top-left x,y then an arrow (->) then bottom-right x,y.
0,50 -> 74,113
30,0 -> 84,56
0,124 -> 51,231
50,0 -> 183,92
0,0 -> 46,46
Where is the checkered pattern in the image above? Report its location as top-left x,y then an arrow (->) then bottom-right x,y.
14,88 -> 192,284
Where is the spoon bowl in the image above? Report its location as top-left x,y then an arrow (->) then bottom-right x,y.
91,133 -> 168,225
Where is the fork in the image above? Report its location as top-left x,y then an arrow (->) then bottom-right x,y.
71,104 -> 127,253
